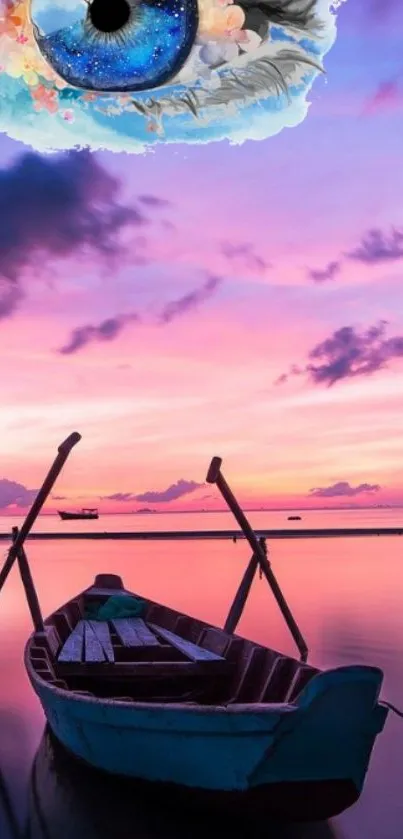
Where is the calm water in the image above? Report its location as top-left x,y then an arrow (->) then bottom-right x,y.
1,510 -> 403,839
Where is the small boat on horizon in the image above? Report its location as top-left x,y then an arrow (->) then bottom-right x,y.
288,515 -> 302,521
58,508 -> 99,521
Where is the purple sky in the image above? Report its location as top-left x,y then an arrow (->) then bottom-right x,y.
0,0 -> 403,513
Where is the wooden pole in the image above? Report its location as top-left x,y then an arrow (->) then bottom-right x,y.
0,432 -> 81,595
206,456 -> 308,662
12,526 -> 45,633
224,538 -> 267,635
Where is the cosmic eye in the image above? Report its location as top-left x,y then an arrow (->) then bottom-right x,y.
30,0 -> 199,91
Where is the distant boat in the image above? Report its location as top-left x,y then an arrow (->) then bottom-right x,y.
287,515 -> 301,521
135,508 -> 157,514
58,508 -> 99,521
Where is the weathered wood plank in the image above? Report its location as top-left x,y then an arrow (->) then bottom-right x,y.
58,621 -> 84,662
84,622 -> 106,662
111,618 -> 141,646
130,618 -> 160,646
112,618 -> 159,647
88,620 -> 114,662
149,624 -> 224,662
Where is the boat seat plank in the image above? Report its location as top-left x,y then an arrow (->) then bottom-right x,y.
84,622 -> 106,662
83,622 -> 107,662
112,618 -> 160,647
88,621 -> 114,662
58,621 -> 85,662
56,659 -> 231,678
150,624 -> 225,662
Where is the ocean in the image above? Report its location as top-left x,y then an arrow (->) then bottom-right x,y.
0,509 -> 403,839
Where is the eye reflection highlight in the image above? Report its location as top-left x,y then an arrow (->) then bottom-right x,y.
31,0 -> 199,91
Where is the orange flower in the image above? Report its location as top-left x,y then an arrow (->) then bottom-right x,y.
0,13 -> 22,39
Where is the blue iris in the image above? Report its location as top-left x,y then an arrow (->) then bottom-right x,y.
31,0 -> 198,92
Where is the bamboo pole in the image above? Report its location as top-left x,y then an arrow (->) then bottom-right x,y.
206,456 -> 308,662
12,526 -> 44,633
224,538 -> 267,635
0,432 -> 81,595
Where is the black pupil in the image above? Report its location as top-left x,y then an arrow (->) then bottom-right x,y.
89,0 -> 131,32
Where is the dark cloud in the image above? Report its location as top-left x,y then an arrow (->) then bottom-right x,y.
0,479 -> 38,508
277,321 -> 403,387
104,479 -> 203,504
307,260 -> 341,283
159,275 -> 222,324
58,314 -> 140,355
309,481 -> 381,498
221,242 -> 269,274
138,195 -> 171,208
0,281 -> 23,320
346,228 -> 403,264
0,150 -> 146,318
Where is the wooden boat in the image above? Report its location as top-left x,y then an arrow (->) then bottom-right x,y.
0,437 -> 389,824
58,508 -> 99,521
27,725 -> 344,839
24,568 -> 388,822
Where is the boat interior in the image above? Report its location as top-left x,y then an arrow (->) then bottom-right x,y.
28,574 -> 320,706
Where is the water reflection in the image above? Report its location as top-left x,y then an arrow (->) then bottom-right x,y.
1,528 -> 403,838
0,725 -> 343,839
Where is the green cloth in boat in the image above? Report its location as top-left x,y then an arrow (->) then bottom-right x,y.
85,594 -> 146,621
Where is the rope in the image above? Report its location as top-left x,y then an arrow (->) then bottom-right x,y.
381,700 -> 403,719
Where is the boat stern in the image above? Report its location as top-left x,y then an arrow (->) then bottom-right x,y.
249,664 -> 388,799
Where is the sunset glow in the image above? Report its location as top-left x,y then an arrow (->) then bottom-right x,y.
0,1 -> 402,514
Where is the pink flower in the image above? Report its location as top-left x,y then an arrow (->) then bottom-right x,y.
31,84 -> 59,114
61,109 -> 75,123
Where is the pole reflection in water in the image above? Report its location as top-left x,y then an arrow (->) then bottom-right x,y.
0,724 -> 345,839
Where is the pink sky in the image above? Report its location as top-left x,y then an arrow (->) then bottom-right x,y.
0,0 -> 402,514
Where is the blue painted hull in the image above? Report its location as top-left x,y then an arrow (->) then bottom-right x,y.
26,651 -> 387,818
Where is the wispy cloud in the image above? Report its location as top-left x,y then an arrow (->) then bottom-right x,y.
138,195 -> 171,208
158,275 -> 222,324
105,479 -> 203,504
58,314 -> 140,355
307,261 -> 341,283
276,321 -> 403,387
57,273 -> 222,355
309,481 -> 381,498
221,242 -> 269,274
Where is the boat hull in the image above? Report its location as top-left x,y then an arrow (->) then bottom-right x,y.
26,657 -> 387,821
58,512 -> 98,520
30,728 -> 341,838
